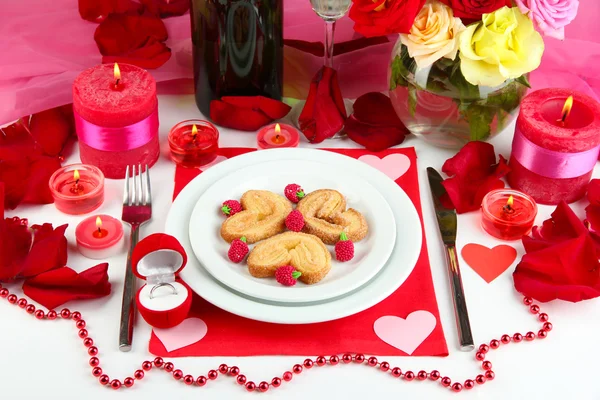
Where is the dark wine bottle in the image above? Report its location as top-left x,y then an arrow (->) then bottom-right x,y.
190,0 -> 284,117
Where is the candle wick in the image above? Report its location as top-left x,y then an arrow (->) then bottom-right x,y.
275,134 -> 280,140
503,204 -> 514,214
97,227 -> 102,234
115,78 -> 120,88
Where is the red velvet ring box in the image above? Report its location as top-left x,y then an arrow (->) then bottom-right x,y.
131,233 -> 192,329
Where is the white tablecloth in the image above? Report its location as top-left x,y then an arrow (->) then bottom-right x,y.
3,94 -> 599,400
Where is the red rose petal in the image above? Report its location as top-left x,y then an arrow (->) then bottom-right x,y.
345,115 -> 407,152
78,0 -> 143,23
441,142 -> 509,213
18,224 -> 68,279
29,107 -> 73,157
352,92 -> 404,127
210,100 -> 273,131
513,235 -> 600,303
22,156 -> 62,206
349,0 -> 426,37
23,263 -> 111,310
140,0 -> 189,18
218,96 -> 291,121
94,11 -> 171,69
299,67 -> 347,143
0,217 -> 33,282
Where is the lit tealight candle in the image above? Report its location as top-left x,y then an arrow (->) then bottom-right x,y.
76,215 -> 124,259
49,164 -> 105,215
168,119 -> 219,168
481,189 -> 538,241
257,123 -> 300,149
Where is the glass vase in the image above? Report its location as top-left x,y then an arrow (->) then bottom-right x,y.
388,40 -> 528,149
190,0 -> 284,117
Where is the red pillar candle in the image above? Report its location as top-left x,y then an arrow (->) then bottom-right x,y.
481,189 -> 537,241
73,63 -> 160,179
508,89 -> 600,204
48,164 -> 105,215
168,120 -> 219,168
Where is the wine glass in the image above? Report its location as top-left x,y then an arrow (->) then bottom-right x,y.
310,0 -> 352,68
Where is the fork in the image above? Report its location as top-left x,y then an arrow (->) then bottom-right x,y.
119,164 -> 152,352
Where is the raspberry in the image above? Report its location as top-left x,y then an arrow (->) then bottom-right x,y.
335,232 -> 354,262
228,237 -> 249,263
285,210 -> 305,232
275,266 -> 302,286
284,184 -> 305,203
221,200 -> 242,217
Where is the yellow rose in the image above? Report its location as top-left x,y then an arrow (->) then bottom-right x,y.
459,6 -> 544,87
400,1 -> 465,69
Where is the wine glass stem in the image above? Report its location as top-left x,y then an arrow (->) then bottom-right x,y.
324,20 -> 336,68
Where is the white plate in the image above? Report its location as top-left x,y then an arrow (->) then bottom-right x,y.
188,160 -> 396,303
167,148 -> 422,324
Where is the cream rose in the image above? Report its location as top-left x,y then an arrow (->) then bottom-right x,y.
400,0 -> 465,69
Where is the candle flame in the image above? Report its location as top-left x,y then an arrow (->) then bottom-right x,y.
192,124 -> 198,137
507,195 -> 514,208
114,63 -> 121,85
275,123 -> 281,134
95,216 -> 102,230
73,169 -> 80,182
558,96 -> 573,124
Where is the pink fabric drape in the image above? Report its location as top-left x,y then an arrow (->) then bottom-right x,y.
0,1 -> 598,125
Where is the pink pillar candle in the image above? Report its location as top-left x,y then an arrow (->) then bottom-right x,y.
49,164 -> 104,215
257,123 -> 300,149
168,120 -> 219,168
76,215 -> 125,259
73,63 -> 160,179
508,89 -> 600,204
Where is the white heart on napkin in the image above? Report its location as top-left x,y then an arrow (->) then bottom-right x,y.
373,311 -> 436,355
153,318 -> 208,352
358,154 -> 411,181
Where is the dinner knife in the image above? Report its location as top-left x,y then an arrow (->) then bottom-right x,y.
427,167 -> 474,351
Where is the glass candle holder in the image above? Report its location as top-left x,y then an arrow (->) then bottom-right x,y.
49,164 -> 105,215
481,189 -> 537,241
168,120 -> 219,168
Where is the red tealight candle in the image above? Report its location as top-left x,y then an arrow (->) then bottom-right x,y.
76,215 -> 124,259
257,123 -> 300,149
481,189 -> 537,241
168,120 -> 219,168
49,164 -> 104,215
508,89 -> 600,204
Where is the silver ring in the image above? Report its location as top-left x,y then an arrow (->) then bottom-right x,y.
149,283 -> 178,299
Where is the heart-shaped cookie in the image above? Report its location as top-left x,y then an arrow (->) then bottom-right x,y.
297,189 -> 368,245
221,190 -> 292,244
247,232 -> 331,284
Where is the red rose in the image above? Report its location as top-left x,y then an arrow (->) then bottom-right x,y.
440,0 -> 512,20
349,0 -> 427,37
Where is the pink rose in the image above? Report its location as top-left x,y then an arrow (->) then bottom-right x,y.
515,0 -> 579,40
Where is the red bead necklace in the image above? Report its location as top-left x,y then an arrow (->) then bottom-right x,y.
0,283 -> 552,394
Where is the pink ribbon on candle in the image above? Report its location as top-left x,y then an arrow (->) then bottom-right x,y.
512,127 -> 600,179
74,108 -> 159,152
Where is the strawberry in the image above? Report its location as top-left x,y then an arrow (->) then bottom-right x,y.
285,210 -> 305,232
275,265 -> 302,286
228,237 -> 249,263
221,200 -> 242,217
335,232 -> 354,262
284,184 -> 305,203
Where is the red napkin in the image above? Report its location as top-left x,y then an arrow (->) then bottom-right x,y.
23,263 -> 111,310
345,92 -> 409,151
210,96 -> 291,131
299,67 -> 348,143
151,147 -> 448,357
